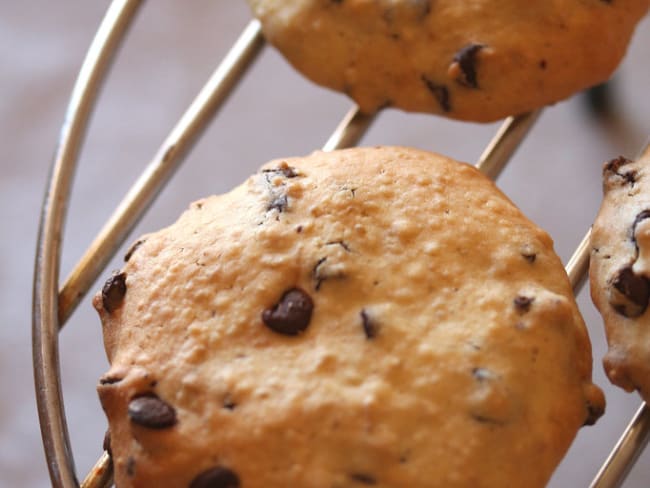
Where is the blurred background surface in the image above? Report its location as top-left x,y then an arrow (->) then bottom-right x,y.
2,2 -> 650,486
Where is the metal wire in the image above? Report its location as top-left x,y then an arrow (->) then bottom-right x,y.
33,1 -> 650,487
32,2 -> 142,487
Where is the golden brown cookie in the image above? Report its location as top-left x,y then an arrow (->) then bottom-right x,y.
95,146 -> 603,487
247,0 -> 648,122
590,147 -> 650,401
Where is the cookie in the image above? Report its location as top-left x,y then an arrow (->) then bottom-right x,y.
95,146 -> 603,487
247,0 -> 648,122
590,148 -> 650,401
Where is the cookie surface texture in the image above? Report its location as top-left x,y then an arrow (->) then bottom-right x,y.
247,0 -> 648,122
591,148 -> 650,401
95,146 -> 603,487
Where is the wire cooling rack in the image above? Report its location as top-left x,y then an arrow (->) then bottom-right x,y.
32,1 -> 650,487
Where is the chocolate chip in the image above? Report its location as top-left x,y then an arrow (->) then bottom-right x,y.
610,266 -> 650,318
360,309 -> 379,339
421,76 -> 451,112
583,401 -> 605,426
539,59 -> 547,69
102,271 -> 127,313
514,295 -> 534,313
103,430 -> 111,456
472,367 -> 493,382
604,156 -> 636,186
190,466 -> 240,488
261,164 -> 298,178
452,44 -> 485,88
267,193 -> 288,213
124,239 -> 145,262
128,394 -> 177,429
632,210 -> 650,243
471,413 -> 505,425
262,288 -> 314,336
126,456 -> 136,477
349,473 -> 377,485
223,397 -> 237,410
99,374 -> 123,385
326,240 -> 351,252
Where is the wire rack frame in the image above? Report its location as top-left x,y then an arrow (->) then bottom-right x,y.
31,1 -> 650,487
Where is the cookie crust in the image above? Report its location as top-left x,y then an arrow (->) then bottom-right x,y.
96,146 -> 603,487
247,0 -> 648,121
591,148 -> 650,400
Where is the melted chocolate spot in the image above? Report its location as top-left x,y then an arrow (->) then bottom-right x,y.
124,239 -> 145,262
453,44 -> 485,88
514,295 -> 534,313
101,271 -> 127,313
262,288 -> 314,336
128,394 -> 177,429
349,473 -> 377,485
360,309 -> 379,339
421,76 -> 451,112
190,466 -> 240,488
610,267 -> 650,318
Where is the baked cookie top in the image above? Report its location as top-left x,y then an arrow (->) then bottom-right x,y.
247,0 -> 648,122
95,146 -> 603,487
591,147 -> 650,401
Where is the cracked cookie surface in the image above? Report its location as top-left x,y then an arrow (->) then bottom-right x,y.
591,148 -> 650,401
247,0 -> 648,121
95,146 -> 603,487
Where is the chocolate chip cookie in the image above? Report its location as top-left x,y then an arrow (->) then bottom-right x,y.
247,0 -> 648,121
95,146 -> 603,487
591,147 -> 650,401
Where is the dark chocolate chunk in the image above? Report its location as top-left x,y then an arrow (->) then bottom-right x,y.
262,288 -> 314,336
610,266 -> 650,318
99,374 -> 123,385
632,210 -> 650,244
313,257 -> 328,291
603,156 -> 636,186
190,466 -> 240,488
514,295 -> 534,313
223,397 -> 237,410
128,394 -> 177,429
103,429 -> 111,456
360,309 -> 379,339
126,456 -> 136,477
421,76 -> 451,112
267,193 -> 288,213
261,164 -> 298,179
101,271 -> 127,313
349,473 -> 377,485
471,367 -> 493,382
312,257 -> 347,290
124,239 -> 145,262
452,43 -> 485,88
